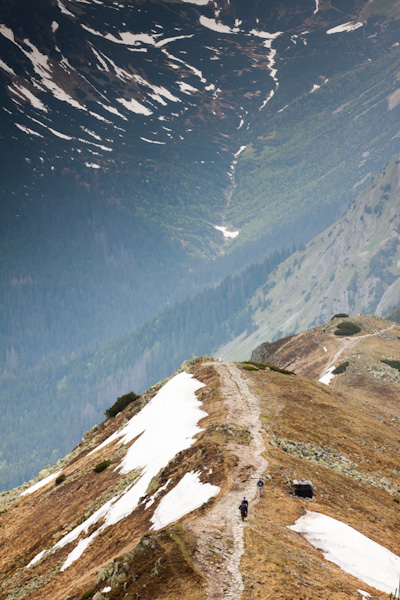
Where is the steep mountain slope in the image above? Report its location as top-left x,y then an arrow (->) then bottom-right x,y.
2,0 -> 400,495
219,157 -> 400,360
0,247 -> 288,492
251,314 -> 400,417
2,0 -> 400,379
1,321 -> 400,599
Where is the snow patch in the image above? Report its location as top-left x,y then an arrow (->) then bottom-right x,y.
52,21 -> 59,33
82,25 -> 159,46
234,145 -> 246,158
319,366 -> 335,385
0,24 -> 15,43
57,0 -> 75,17
327,22 -> 363,34
214,225 -> 239,239
0,58 -> 16,75
9,84 -> 48,112
177,81 -> 198,94
162,49 -> 206,83
249,29 -> 282,41
15,123 -> 43,137
155,34 -> 194,48
140,137 -> 166,145
152,471 -> 219,530
116,97 -> 152,115
290,511 -> 400,594
29,373 -> 209,571
98,102 -> 128,120
20,470 -> 62,496
199,16 -> 239,34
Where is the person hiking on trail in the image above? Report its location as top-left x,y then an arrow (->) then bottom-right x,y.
239,497 -> 248,521
257,476 -> 264,497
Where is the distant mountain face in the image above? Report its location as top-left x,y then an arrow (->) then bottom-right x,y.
1,322 -> 400,599
2,0 -> 400,492
219,157 -> 400,360
2,0 -> 400,376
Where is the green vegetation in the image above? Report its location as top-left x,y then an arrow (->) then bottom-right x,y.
332,362 -> 349,375
55,474 -> 66,485
80,590 -> 94,600
332,313 -> 349,319
94,460 -> 111,473
105,392 -> 139,418
241,362 -> 295,375
0,247 -> 289,492
229,44 -> 400,253
381,359 -> 400,373
334,322 -> 361,336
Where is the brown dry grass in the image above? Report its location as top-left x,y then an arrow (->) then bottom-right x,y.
1,347 -> 400,600
238,366 -> 400,600
0,362 -> 232,600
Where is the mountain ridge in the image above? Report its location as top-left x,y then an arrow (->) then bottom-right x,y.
1,316 -> 400,599
218,156 -> 400,360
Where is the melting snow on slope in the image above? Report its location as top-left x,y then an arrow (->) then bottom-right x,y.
177,81 -> 198,94
314,0 -> 319,14
0,30 -> 86,112
319,366 -> 336,385
140,137 -> 166,145
327,22 -> 363,34
116,97 -> 152,115
0,58 -> 16,75
214,225 -> 239,239
81,25 -> 159,46
199,16 -> 240,34
234,145 -> 246,158
20,470 -> 63,497
152,471 -> 219,530
15,123 -> 43,137
290,511 -> 400,594
57,0 -> 75,17
162,49 -> 206,83
9,83 -> 48,112
29,373 -> 214,571
155,34 -> 194,48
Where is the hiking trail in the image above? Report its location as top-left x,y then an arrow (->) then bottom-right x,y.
187,361 -> 267,599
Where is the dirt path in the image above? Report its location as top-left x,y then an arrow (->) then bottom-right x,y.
319,324 -> 396,379
187,361 -> 267,599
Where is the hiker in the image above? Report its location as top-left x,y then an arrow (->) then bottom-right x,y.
257,476 -> 264,497
239,497 -> 248,521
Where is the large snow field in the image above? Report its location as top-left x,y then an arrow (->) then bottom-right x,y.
152,471 -> 219,530
28,372 -> 220,571
290,511 -> 400,594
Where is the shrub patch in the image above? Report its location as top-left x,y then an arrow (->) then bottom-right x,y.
94,460 -> 111,473
105,391 -> 139,418
333,361 -> 349,375
333,322 -> 361,336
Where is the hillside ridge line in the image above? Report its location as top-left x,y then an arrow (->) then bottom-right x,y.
187,361 -> 268,599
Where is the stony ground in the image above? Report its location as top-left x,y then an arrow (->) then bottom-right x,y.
186,361 -> 267,599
